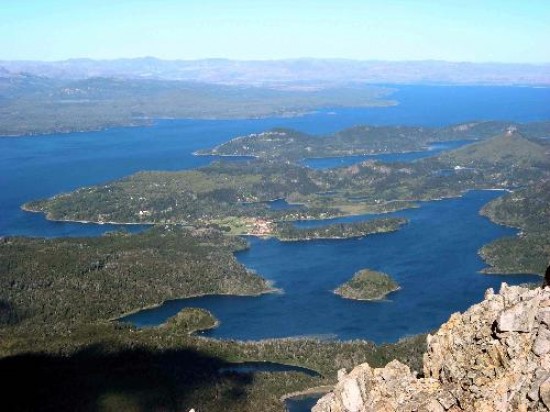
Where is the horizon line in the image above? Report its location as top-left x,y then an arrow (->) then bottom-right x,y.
1,57 -> 549,66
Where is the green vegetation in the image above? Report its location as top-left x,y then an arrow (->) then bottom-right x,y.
0,226 -> 271,332
24,161 -> 333,225
161,308 -> 219,334
26,125 -> 550,232
479,233 -> 550,275
334,269 -> 400,300
6,121 -> 550,410
480,180 -> 550,275
0,75 -> 393,136
199,121 -> 526,161
0,228 -> 427,412
275,218 -> 407,241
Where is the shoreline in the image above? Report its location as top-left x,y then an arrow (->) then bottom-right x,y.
333,285 -> 402,301
276,226 -> 405,242
280,386 -> 333,402
20,187 -> 511,232
112,285 -> 280,323
21,204 -> 159,226
0,100 -> 397,139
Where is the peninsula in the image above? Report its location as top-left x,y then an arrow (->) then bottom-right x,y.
275,219 -> 407,241
4,121 -> 549,411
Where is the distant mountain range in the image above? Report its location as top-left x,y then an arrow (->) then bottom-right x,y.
0,58 -> 548,87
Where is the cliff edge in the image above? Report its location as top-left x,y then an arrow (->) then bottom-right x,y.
313,283 -> 550,411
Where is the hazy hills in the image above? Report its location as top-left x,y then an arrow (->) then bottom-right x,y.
0,74 -> 393,136
1,58 -> 549,87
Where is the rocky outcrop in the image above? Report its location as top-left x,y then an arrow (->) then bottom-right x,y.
313,284 -> 550,412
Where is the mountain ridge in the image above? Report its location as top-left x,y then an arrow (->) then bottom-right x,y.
1,58 -> 548,86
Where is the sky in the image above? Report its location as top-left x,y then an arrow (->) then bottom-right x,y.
0,0 -> 548,63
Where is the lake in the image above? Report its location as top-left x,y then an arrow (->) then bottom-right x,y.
285,395 -> 324,412
121,190 -> 540,343
1,85 -> 547,344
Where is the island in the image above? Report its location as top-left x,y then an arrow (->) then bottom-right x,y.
275,218 -> 407,241
334,269 -> 400,300
4,120 -> 550,411
0,226 -> 427,412
160,307 -> 219,334
23,123 -> 550,235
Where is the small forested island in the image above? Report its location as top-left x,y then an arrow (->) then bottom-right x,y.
334,269 -> 400,300
0,225 -> 426,412
4,120 -> 550,411
275,218 -> 407,241
161,307 -> 219,334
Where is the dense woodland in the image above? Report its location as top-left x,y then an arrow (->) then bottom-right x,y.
275,218 -> 407,241
334,269 -> 400,300
0,226 -> 270,332
480,180 -> 550,275
0,225 -> 427,412
3,120 -> 550,410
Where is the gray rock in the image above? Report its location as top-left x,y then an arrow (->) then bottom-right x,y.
314,286 -> 550,412
497,298 -> 539,333
437,390 -> 456,409
540,377 -> 550,408
537,308 -> 550,326
533,326 -> 550,356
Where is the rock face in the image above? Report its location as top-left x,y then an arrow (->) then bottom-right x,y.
313,284 -> 550,412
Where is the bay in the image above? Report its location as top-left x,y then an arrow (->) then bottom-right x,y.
121,190 -> 540,343
0,85 -> 546,343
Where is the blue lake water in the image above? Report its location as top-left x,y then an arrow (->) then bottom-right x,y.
219,361 -> 320,377
0,85 -> 547,344
2,85 -> 548,237
121,190 -> 539,343
285,395 -> 323,412
302,140 -> 472,169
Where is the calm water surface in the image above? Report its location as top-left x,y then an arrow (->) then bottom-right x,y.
302,140 -> 472,169
285,395 -> 323,412
121,190 -> 539,343
1,86 -> 546,343
2,85 -> 548,237
219,362 -> 320,377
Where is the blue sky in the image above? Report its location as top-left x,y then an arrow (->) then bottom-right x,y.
1,0 -> 548,62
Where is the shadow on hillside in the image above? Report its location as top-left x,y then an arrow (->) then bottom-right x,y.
0,344 -> 253,412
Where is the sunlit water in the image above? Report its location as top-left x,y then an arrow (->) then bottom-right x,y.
302,140 -> 472,169
1,85 -> 547,343
121,190 -> 539,343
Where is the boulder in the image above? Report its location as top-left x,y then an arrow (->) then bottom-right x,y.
314,284 -> 550,411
